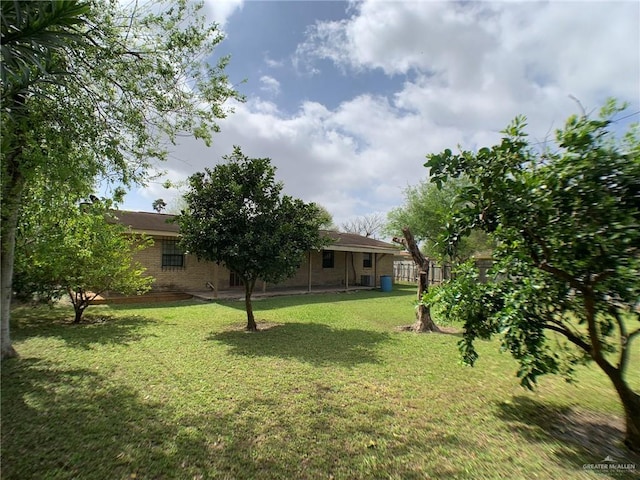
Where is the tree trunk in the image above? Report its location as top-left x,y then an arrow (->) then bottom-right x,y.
0,202 -> 19,358
415,268 -> 440,333
73,305 -> 86,324
597,353 -> 640,451
350,252 -> 356,284
1,121 -> 26,360
68,289 -> 88,324
244,278 -> 257,331
584,291 -> 640,451
393,227 -> 440,333
619,384 -> 640,452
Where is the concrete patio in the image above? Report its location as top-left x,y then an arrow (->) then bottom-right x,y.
90,284 -> 384,305
186,284 -> 380,301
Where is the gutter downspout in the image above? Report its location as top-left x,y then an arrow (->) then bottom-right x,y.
307,251 -> 312,292
344,252 -> 349,291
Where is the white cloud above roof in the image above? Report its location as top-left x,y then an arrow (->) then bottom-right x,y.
120,0 -> 640,229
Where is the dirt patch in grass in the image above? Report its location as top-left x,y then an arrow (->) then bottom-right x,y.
395,324 -> 461,335
548,409 -> 640,463
497,396 -> 640,466
226,321 -> 285,332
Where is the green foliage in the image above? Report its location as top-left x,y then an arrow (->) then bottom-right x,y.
1,0 -> 241,356
431,261 -> 589,390
151,198 -> 167,213
15,198 -> 153,322
0,0 -> 91,102
178,146 -> 328,329
315,204 -> 336,230
3,288 -> 636,479
385,176 -> 493,262
426,99 -> 640,448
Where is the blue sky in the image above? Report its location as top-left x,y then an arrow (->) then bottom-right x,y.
118,0 -> 640,227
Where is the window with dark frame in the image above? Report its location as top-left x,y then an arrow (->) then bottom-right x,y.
363,252 -> 373,268
322,250 -> 335,268
162,239 -> 185,270
229,271 -> 243,287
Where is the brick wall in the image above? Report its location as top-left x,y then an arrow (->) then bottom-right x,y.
133,238 -> 218,291
262,250 -> 395,290
135,239 -> 395,292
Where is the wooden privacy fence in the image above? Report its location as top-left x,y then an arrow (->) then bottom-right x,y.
393,258 -> 494,285
393,261 -> 452,286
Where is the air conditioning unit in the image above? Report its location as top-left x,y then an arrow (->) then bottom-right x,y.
360,275 -> 373,286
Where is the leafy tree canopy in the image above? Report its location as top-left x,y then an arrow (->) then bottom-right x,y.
1,0 -> 241,358
177,146 -> 328,331
15,195 -> 153,323
315,204 -> 336,230
426,99 -> 640,451
386,176 -> 493,262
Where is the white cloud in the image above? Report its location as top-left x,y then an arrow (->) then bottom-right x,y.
125,0 -> 639,228
201,0 -> 243,28
155,93 -> 456,225
264,54 -> 285,69
296,1 -> 499,81
298,1 -> 639,110
259,75 -> 281,96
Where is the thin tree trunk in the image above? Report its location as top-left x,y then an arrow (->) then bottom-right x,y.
612,373 -> 640,452
594,349 -> 640,451
1,200 -> 19,358
584,291 -> 640,451
68,289 -> 86,324
393,227 -> 440,333
73,305 -> 86,324
414,268 -> 439,333
1,117 -> 26,360
244,278 -> 257,331
350,252 -> 356,284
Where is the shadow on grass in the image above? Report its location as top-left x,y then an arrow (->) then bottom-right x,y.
1,358 -> 178,480
106,299 -> 206,311
1,357 -> 471,479
11,307 -> 157,350
209,322 -> 393,367
494,396 -> 640,469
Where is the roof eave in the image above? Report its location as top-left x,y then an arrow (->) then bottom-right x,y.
323,245 -> 400,254
128,229 -> 180,237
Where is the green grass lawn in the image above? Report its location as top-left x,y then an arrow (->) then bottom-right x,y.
2,285 -> 639,479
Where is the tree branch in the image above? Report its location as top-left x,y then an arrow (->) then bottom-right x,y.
523,227 -> 585,291
628,327 -> 640,355
592,269 -> 615,285
611,308 -> 628,370
546,315 -> 585,345
537,262 -> 583,291
543,323 -> 591,353
583,292 -> 619,378
398,227 -> 429,270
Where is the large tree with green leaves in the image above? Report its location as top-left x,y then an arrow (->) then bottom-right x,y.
15,198 -> 153,323
386,177 -> 492,262
426,100 -> 640,451
177,147 -> 327,331
386,175 -> 491,332
1,0 -> 240,358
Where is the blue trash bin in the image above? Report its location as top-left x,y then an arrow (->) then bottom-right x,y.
380,275 -> 392,292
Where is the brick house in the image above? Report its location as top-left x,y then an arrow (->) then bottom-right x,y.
112,211 -> 398,296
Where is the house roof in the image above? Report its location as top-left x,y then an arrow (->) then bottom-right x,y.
112,210 -> 399,254
321,230 -> 399,254
111,210 -> 180,237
